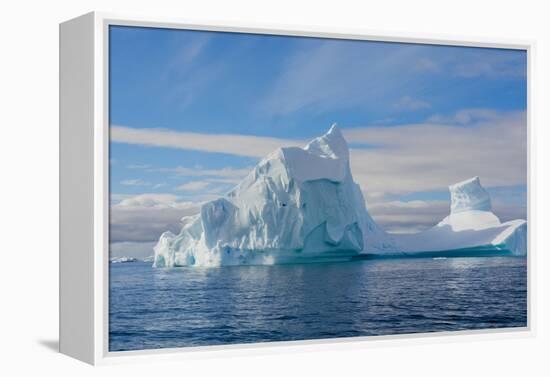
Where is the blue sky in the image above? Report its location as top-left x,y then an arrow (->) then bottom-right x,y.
109,25 -> 527,255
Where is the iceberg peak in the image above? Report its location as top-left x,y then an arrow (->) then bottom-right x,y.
275,123 -> 350,184
449,176 -> 492,214
304,123 -> 349,161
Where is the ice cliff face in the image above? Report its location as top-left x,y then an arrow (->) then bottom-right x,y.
449,176 -> 492,214
153,126 -> 527,267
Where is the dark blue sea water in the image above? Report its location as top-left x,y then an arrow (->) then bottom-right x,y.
109,257 -> 527,352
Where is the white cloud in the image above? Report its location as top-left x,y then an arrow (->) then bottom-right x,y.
110,193 -> 133,201
260,41 -> 424,115
367,195 -> 526,234
111,125 -> 302,158
157,166 -> 252,189
492,201 -> 527,223
115,193 -> 196,210
172,34 -> 211,65
120,179 -> 150,186
110,193 -> 201,243
415,58 -> 440,73
206,177 -> 243,185
344,109 -> 527,195
368,200 -> 449,233
258,42 -> 524,116
110,241 -> 157,259
113,109 -> 526,198
176,181 -> 211,192
157,165 -> 252,179
416,50 -> 525,79
452,56 -> 526,79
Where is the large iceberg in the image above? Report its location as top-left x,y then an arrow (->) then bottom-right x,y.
153,125 -> 526,267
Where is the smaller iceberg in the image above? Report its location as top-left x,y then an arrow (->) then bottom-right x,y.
110,256 -> 138,264
391,177 -> 527,257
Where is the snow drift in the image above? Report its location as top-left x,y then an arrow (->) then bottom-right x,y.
153,125 -> 526,267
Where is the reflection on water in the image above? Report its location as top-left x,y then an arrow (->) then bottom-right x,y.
109,257 -> 527,351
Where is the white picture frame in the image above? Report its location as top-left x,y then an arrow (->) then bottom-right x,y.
59,11 -> 535,365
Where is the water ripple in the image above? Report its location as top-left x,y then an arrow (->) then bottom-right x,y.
109,257 -> 527,351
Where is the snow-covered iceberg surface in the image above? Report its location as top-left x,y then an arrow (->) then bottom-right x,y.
153,125 -> 526,267
391,176 -> 527,257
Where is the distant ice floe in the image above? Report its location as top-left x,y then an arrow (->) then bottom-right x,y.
110,256 -> 155,263
153,125 -> 527,267
110,256 -> 138,264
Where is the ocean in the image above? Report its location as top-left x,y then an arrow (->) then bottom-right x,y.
109,256 -> 527,352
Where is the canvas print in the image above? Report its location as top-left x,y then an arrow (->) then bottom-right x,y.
108,25 -> 528,352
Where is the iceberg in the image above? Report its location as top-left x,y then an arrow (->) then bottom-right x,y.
110,256 -> 138,264
390,176 -> 527,257
153,125 -> 526,267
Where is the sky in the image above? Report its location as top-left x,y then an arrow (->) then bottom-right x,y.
109,25 -> 527,258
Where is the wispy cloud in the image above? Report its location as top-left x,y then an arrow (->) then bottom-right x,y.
110,193 -> 201,243
452,54 -> 526,79
414,49 -> 526,79
393,96 -> 431,111
260,41 -> 424,115
171,33 -> 211,66
155,165 -> 252,194
206,177 -> 243,185
120,179 -> 150,186
158,33 -> 216,108
156,166 -> 252,179
113,108 -> 525,198
345,109 -> 526,196
111,125 -> 302,158
110,241 -> 158,259
427,108 -> 498,124
368,200 -> 449,233
115,193 -> 196,210
415,58 -> 440,73
119,178 -> 167,189
367,195 -> 526,234
259,42 -> 525,117
127,164 -> 152,169
176,181 -> 211,192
